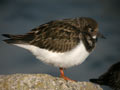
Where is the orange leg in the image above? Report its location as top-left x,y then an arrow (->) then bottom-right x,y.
59,68 -> 76,82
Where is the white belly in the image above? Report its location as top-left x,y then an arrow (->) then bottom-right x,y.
14,41 -> 89,68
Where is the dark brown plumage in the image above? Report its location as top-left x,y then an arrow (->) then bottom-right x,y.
90,62 -> 120,90
2,17 -> 98,52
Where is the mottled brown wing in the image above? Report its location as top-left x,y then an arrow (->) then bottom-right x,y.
29,20 -> 81,52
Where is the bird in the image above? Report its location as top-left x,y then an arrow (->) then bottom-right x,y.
90,62 -> 120,90
2,17 -> 104,81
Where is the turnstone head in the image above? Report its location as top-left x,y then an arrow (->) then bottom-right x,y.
2,17 -> 104,81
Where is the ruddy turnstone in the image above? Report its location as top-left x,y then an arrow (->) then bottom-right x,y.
90,62 -> 120,90
2,17 -> 104,81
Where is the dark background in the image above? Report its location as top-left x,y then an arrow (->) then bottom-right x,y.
0,0 -> 120,90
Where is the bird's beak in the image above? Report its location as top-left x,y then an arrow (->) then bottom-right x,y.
97,32 -> 106,39
90,78 -> 107,85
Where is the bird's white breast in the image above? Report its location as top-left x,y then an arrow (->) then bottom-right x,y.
14,41 -> 89,68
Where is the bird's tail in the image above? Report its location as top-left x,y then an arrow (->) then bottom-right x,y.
2,34 -> 26,44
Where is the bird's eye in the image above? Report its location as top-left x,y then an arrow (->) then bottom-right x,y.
88,28 -> 94,32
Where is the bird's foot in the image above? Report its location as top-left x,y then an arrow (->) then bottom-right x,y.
60,75 -> 76,82
59,67 -> 76,82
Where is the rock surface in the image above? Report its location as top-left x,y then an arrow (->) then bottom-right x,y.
0,74 -> 103,90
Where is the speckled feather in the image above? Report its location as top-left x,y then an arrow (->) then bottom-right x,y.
2,17 -> 98,52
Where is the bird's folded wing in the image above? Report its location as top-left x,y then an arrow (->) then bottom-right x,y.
29,20 -> 82,53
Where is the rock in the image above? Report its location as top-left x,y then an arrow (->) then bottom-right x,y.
0,74 -> 103,90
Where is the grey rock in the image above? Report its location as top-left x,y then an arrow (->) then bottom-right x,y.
0,74 -> 103,90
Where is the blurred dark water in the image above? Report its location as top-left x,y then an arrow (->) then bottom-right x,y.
0,0 -> 120,90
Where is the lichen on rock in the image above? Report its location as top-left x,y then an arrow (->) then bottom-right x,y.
0,74 -> 103,90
